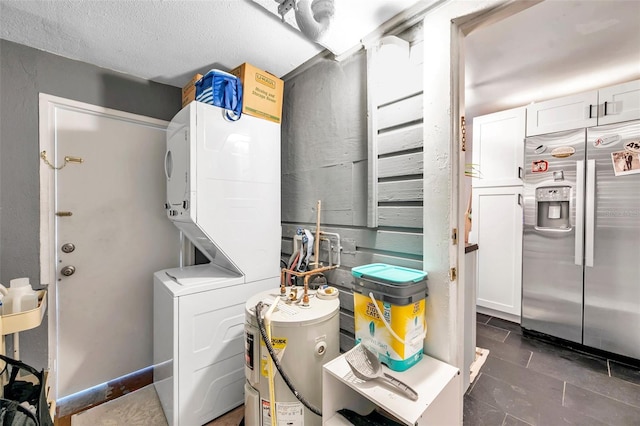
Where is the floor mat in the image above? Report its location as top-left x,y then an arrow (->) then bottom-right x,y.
71,385 -> 167,426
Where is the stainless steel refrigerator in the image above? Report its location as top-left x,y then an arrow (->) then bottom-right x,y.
522,120 -> 640,360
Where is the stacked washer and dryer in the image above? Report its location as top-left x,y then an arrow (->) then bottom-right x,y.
153,101 -> 282,425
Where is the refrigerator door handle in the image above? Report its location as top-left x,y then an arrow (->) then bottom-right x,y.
585,159 -> 596,267
575,160 -> 585,266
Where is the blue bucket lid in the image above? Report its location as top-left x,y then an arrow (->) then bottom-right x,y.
351,263 -> 427,284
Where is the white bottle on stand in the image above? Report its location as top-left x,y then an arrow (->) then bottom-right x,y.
4,278 -> 38,315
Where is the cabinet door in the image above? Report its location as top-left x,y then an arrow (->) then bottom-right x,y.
471,186 -> 523,320
526,91 -> 598,136
472,107 -> 525,187
598,79 -> 640,125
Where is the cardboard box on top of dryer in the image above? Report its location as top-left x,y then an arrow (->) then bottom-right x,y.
182,73 -> 203,107
229,63 -> 284,123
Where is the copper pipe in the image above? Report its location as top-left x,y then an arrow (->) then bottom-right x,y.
280,264 -> 338,307
280,269 -> 286,296
302,275 -> 310,306
281,265 -> 337,278
314,200 -> 321,269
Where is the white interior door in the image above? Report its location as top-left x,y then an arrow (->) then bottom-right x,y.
39,95 -> 181,400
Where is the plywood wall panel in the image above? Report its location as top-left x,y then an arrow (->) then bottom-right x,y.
376,74 -> 423,107
281,163 -> 354,225
378,123 -> 423,155
282,55 -> 367,175
378,152 -> 424,178
351,160 -> 368,227
377,94 -> 423,131
378,179 -> 423,202
281,225 -> 423,257
340,333 -> 355,353
281,40 -> 427,354
337,288 -> 354,312
339,312 -> 355,334
378,206 -> 423,229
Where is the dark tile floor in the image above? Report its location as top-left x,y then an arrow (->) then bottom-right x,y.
464,313 -> 640,426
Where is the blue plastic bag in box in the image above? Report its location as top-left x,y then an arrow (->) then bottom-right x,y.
195,69 -> 243,121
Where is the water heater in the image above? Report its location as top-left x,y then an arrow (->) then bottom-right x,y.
244,288 -> 340,426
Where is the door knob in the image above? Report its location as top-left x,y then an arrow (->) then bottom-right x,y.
61,265 -> 76,277
61,243 -> 76,253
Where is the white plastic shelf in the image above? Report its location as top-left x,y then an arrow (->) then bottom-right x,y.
323,351 -> 461,426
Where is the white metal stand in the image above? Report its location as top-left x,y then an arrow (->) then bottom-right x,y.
0,290 -> 54,419
323,352 -> 461,425
1,290 -> 47,357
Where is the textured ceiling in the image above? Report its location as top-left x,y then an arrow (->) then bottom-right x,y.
0,0 -> 324,86
1,0 -> 639,116
0,0 -> 427,88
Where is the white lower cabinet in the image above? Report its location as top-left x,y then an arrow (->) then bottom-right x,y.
470,186 -> 523,321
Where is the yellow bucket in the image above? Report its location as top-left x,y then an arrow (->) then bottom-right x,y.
351,264 -> 428,371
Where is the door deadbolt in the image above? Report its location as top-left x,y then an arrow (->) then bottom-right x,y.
61,265 -> 76,277
61,243 -> 76,253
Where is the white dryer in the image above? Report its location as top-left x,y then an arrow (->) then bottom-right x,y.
154,101 -> 281,425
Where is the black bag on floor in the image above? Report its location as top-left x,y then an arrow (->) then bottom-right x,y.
0,354 -> 53,426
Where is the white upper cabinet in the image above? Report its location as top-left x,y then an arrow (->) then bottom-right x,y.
472,107 -> 526,187
526,91 -> 598,136
598,79 -> 640,125
526,79 -> 640,136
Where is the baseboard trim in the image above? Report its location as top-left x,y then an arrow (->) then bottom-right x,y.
522,329 -> 640,368
54,367 -> 153,425
476,305 -> 520,324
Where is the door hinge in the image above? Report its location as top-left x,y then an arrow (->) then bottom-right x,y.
449,267 -> 457,282
460,116 -> 466,152
451,227 -> 458,245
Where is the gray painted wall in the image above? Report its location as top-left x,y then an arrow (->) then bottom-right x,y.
1,25 -> 425,385
0,39 -> 180,368
281,45 -> 424,352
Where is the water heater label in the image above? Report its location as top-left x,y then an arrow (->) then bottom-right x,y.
261,399 -> 272,426
260,337 -> 287,377
261,400 -> 304,426
245,332 -> 254,370
276,401 -> 304,426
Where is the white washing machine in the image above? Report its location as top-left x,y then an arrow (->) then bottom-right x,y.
154,264 -> 275,426
154,100 -> 281,425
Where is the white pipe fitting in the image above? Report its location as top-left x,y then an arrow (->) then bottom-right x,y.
295,0 -> 334,42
